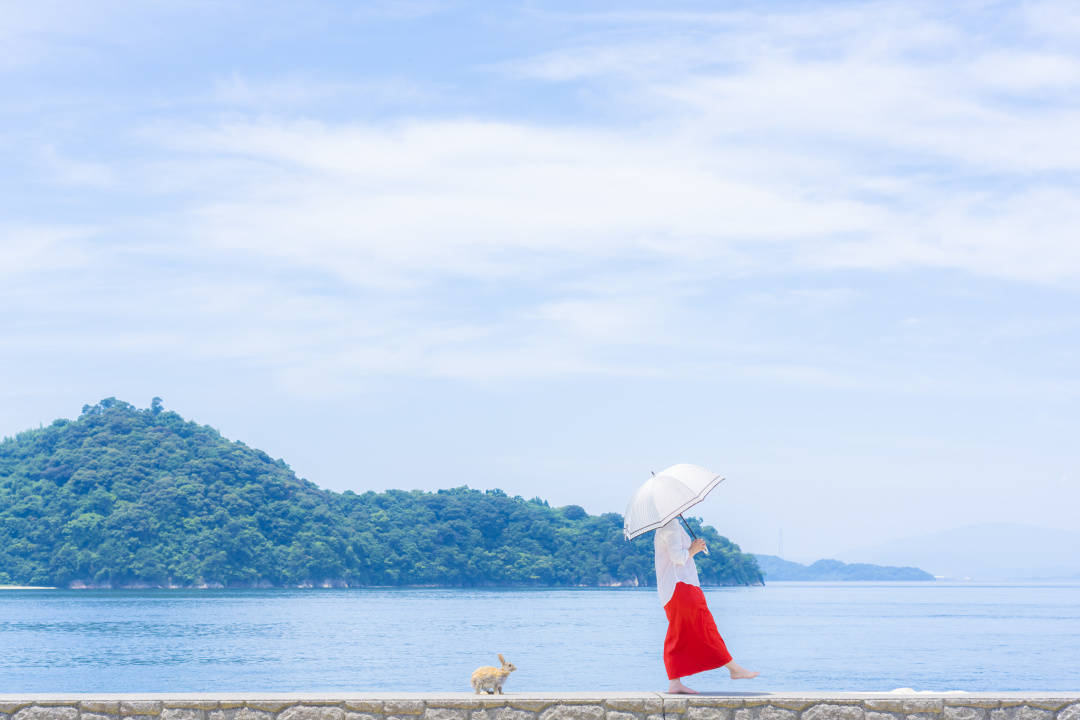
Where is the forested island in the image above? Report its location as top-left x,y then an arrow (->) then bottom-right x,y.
0,398 -> 763,589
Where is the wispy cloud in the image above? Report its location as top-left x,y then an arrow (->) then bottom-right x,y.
36,145 -> 116,188
206,74 -> 436,111
4,0 -> 1079,397
0,225 -> 99,276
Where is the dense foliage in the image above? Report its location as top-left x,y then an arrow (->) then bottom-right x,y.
753,554 -> 933,581
0,398 -> 763,588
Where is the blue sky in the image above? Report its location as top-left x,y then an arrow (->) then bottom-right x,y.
2,0 -> 1079,562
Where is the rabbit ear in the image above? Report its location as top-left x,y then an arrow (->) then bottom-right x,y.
498,654 -> 506,665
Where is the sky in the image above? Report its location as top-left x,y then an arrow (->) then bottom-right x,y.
2,0 -> 1078,564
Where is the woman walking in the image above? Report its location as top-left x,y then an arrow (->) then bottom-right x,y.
655,518 -> 758,693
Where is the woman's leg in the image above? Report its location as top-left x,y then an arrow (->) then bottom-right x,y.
667,677 -> 698,694
723,660 -> 759,679
668,660 -> 758,692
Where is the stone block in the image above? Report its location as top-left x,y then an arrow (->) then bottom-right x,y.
425,709 -> 468,720
991,707 -> 1054,720
490,708 -> 532,720
244,704 -> 291,714
688,707 -> 731,720
762,702 -> 811,713
209,709 -> 274,720
161,709 -> 202,720
384,704 -> 425,717
279,707 -> 344,720
1002,705 -> 1070,714
734,706 -> 796,720
865,702 -> 905,714
540,706 -> 605,720
14,707 -> 79,720
690,701 -> 744,711
471,711 -> 490,720
82,713 -> 117,720
946,703 -> 1000,712
866,711 -> 900,720
944,707 -> 987,720
82,704 -> 122,715
903,702 -> 942,715
664,701 -> 689,716
803,704 -> 865,720
604,701 -> 645,714
344,704 -> 383,715
121,704 -> 163,717
605,712 -> 639,720
909,712 -> 940,720
508,704 -> 550,713
0,707 -> 27,716
1058,704 -> 1080,720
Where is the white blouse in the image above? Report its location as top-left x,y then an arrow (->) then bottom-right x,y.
654,518 -> 700,606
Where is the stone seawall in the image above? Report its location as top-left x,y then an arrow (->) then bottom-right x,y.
1,694 -> 1078,720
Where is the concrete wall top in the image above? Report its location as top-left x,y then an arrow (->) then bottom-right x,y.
4,693 -> 1080,701
1,692 -> 1079,720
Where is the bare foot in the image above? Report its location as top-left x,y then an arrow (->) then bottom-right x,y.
726,661 -> 760,680
667,679 -> 699,694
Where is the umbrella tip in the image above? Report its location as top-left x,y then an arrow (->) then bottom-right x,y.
651,470 -> 655,476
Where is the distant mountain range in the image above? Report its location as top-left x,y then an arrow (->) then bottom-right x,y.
838,523 -> 1080,580
753,554 -> 934,581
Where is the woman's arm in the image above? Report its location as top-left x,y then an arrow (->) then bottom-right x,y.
658,525 -> 691,566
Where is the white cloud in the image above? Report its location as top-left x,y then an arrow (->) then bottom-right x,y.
5,0 -> 1080,395
153,118 -> 887,287
37,145 -> 116,188
104,0 -> 1076,297
0,225 -> 98,276
206,74 -> 434,110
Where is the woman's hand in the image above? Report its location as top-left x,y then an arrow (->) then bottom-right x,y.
690,538 -> 708,556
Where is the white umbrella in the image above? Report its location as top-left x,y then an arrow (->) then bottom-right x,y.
623,463 -> 726,550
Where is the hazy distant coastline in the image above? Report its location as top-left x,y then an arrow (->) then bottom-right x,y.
837,523 -> 1080,581
753,554 -> 934,581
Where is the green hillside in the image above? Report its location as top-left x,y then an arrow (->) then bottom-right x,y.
0,398 -> 763,589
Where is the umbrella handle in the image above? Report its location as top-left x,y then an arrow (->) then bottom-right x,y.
678,514 -> 709,555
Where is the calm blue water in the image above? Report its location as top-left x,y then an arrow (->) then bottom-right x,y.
1,582 -> 1079,693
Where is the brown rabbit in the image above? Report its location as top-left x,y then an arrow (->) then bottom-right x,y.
470,653 -> 516,694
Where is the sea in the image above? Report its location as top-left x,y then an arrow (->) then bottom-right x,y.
2,581 -> 1079,693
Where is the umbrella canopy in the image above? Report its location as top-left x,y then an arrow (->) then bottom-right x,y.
623,463 -> 725,541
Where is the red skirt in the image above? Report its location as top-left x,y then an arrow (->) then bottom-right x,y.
663,582 -> 733,679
